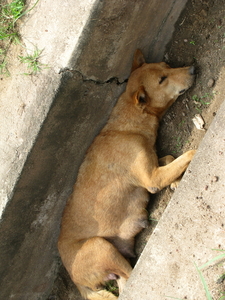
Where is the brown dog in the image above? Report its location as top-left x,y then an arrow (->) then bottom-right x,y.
58,50 -> 196,300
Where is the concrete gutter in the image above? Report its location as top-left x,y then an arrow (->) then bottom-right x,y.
120,86 -> 225,298
0,1 -> 188,299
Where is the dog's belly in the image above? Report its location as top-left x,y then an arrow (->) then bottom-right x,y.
105,236 -> 136,257
105,216 -> 149,258
102,187 -> 149,258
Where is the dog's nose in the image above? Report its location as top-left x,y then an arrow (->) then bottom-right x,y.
189,66 -> 195,75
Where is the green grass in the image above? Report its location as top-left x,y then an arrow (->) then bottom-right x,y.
192,92 -> 215,112
0,0 -> 41,75
104,280 -> 119,296
198,250 -> 225,270
0,0 -> 26,74
196,250 -> 225,300
195,262 -> 213,300
196,249 -> 225,300
0,48 -> 9,75
166,250 -> 225,300
19,47 -> 48,75
0,0 -> 25,40
148,216 -> 158,222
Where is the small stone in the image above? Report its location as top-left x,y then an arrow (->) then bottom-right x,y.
192,114 -> 205,131
164,53 -> 169,61
212,175 -> 219,182
184,39 -> 188,43
207,78 -> 215,88
200,9 -> 208,17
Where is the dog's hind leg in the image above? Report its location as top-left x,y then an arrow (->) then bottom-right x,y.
66,237 -> 132,299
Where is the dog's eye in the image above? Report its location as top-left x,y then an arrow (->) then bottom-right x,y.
159,76 -> 167,84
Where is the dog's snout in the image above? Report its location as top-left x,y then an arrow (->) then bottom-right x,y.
189,66 -> 195,75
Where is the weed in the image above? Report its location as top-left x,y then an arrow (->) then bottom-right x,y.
148,216 -> 158,222
190,40 -> 196,45
172,136 -> 183,154
192,93 -> 213,111
0,0 -> 25,42
0,0 -> 41,76
166,250 -> 225,300
0,48 -> 9,75
178,120 -> 186,128
195,262 -> 213,300
196,249 -> 225,300
105,280 -> 119,296
0,59 -> 9,75
19,47 -> 48,75
198,250 -> 225,270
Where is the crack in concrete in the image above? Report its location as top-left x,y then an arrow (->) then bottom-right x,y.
59,68 -> 127,86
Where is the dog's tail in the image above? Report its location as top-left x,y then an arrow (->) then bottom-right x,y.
77,284 -> 118,300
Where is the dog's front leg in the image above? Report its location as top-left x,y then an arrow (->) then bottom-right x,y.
146,150 -> 196,193
158,155 -> 182,190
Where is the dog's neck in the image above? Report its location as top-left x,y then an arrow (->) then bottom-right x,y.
103,93 -> 160,142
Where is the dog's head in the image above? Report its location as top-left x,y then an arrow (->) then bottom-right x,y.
126,50 -> 195,118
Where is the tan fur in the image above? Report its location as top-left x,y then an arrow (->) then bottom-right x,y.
58,50 -> 196,300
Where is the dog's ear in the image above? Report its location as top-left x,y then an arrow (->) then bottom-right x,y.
131,49 -> 146,73
134,86 -> 149,107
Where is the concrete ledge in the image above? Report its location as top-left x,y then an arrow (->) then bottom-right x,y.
120,98 -> 225,299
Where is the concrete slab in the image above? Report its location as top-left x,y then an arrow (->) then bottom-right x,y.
120,94 -> 225,298
0,0 -> 97,217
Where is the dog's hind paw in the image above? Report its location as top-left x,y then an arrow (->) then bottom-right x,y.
170,178 -> 181,191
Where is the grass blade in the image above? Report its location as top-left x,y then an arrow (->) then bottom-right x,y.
194,262 -> 213,300
199,251 -> 225,270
